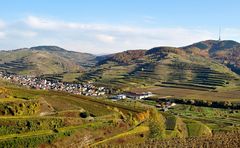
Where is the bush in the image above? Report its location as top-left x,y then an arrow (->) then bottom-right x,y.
148,108 -> 166,139
80,112 -> 90,118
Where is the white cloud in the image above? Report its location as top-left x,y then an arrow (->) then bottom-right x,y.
25,16 -> 136,32
95,34 -> 115,43
1,15 -> 240,54
25,16 -> 59,30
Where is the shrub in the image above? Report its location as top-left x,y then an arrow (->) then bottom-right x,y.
80,112 -> 90,118
148,108 -> 166,139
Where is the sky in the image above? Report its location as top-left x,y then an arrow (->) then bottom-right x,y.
0,0 -> 240,54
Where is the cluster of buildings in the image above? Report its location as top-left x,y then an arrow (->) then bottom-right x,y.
0,72 -> 177,111
0,72 -> 108,96
111,92 -> 154,100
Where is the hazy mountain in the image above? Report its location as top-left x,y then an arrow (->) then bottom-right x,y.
0,46 -> 96,75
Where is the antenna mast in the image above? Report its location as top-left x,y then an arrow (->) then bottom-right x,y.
219,27 -> 221,41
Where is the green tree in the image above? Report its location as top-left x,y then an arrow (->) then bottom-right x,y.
148,108 -> 166,139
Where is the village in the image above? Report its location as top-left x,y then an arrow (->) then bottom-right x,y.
0,71 -> 108,96
0,72 -> 157,100
0,71 -> 177,111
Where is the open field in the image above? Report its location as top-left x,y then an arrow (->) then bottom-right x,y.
132,86 -> 240,102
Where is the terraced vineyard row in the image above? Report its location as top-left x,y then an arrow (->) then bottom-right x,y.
0,122 -> 105,148
109,58 -> 238,91
155,62 -> 236,90
0,58 -> 32,73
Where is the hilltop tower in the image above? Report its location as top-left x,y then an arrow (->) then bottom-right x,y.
218,27 -> 221,41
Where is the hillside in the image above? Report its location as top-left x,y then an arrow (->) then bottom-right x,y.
183,40 -> 240,74
0,46 -> 96,75
0,79 -> 239,147
30,46 -> 96,67
0,79 -> 147,147
98,50 -> 147,65
79,45 -> 239,91
0,54 -> 237,147
0,40 -> 239,84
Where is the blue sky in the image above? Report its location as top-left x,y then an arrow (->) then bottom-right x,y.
0,0 -> 239,54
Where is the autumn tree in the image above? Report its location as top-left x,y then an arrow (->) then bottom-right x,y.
148,108 -> 166,139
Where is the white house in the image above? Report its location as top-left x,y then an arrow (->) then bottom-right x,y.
112,94 -> 126,100
126,92 -> 154,100
116,94 -> 126,99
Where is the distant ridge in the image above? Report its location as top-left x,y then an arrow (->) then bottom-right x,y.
0,46 -> 96,75
0,40 -> 239,78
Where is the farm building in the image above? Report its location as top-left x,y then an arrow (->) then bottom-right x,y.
111,94 -> 127,100
126,92 -> 154,100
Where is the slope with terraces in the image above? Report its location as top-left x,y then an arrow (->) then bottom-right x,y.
79,44 -> 239,91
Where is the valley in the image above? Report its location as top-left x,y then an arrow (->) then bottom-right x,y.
0,40 -> 240,147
